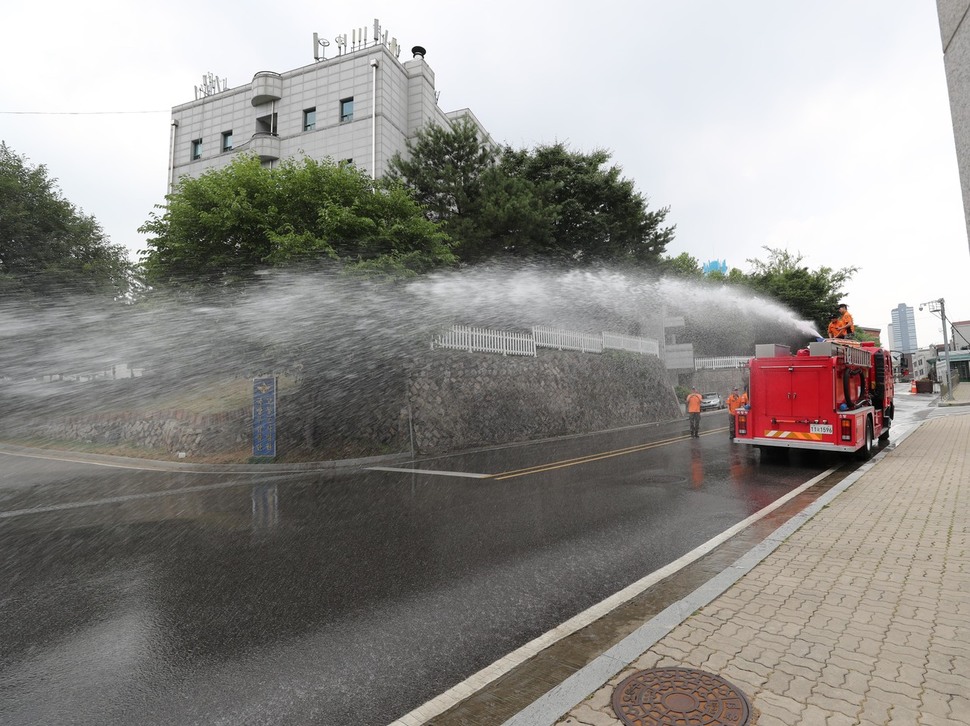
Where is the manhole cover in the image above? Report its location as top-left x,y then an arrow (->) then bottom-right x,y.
612,667 -> 751,725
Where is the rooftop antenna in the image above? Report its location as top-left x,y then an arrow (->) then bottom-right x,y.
194,72 -> 227,100
312,32 -> 330,60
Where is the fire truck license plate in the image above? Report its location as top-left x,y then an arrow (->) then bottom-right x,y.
810,424 -> 833,435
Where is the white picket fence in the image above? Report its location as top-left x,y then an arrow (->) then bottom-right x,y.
432,325 -> 537,357
694,356 -> 749,370
532,325 -> 604,353
603,331 -> 659,356
433,324 -> 661,359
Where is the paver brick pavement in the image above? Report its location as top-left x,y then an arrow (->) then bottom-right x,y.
554,412 -> 970,726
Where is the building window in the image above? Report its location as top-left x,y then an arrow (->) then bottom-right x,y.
256,113 -> 277,135
303,107 -> 316,131
222,131 -> 233,152
339,98 -> 354,122
191,139 -> 202,160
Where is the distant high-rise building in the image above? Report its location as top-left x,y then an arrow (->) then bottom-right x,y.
891,303 -> 918,353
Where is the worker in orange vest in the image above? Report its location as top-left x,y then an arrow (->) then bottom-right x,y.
725,387 -> 744,436
829,303 -> 855,339
826,311 -> 840,339
686,386 -> 703,438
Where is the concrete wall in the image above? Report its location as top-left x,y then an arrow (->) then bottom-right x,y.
22,410 -> 250,456
5,349 -> 682,460
406,349 -> 681,454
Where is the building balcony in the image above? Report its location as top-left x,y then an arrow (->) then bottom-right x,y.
250,133 -> 280,162
251,71 -> 282,106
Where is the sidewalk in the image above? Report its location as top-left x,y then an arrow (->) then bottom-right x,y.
529,391 -> 970,725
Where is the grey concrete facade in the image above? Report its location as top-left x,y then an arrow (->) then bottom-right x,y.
937,1 -> 970,252
168,38 -> 489,188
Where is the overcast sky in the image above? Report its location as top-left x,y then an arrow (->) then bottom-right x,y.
3,0 -> 968,348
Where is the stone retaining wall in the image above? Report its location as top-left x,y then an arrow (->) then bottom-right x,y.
406,349 -> 681,454
26,409 -> 250,455
7,349 -> 682,459
690,368 -> 750,395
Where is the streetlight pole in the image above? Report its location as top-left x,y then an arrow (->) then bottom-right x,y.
921,298 -> 953,401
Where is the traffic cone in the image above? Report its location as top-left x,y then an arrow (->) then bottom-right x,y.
910,379 -> 917,394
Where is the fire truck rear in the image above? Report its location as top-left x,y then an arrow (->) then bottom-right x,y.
734,340 -> 895,459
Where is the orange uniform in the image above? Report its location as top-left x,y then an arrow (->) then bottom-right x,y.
686,391 -> 702,413
686,389 -> 702,438
726,389 -> 746,437
829,305 -> 854,339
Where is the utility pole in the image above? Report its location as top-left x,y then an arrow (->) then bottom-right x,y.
921,298 -> 953,401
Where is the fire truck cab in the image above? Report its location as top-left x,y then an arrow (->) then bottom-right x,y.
734,339 -> 894,459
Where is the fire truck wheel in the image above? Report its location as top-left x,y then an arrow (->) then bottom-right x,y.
757,445 -> 783,462
856,418 -> 874,460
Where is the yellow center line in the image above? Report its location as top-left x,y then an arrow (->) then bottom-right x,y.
490,428 -> 727,480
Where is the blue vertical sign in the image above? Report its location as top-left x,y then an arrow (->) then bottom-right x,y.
252,376 -> 277,458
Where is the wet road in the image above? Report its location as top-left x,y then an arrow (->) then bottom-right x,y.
0,402 -> 930,725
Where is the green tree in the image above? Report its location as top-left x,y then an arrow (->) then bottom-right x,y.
386,118 -> 523,263
660,252 -> 703,278
389,125 -> 675,266
386,117 -> 496,224
494,143 -> 674,265
140,155 -> 455,286
854,328 -> 880,345
0,142 -> 132,298
743,247 -> 857,333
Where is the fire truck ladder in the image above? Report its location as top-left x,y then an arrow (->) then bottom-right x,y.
830,340 -> 873,367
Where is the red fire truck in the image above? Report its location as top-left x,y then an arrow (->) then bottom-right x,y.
733,339 -> 895,459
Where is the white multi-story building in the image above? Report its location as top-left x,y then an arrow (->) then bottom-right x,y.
167,21 -> 489,189
912,349 -> 931,379
890,303 -> 918,353
937,1 -> 970,252
951,319 -> 970,349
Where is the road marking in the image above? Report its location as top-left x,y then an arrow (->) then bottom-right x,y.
366,466 -> 492,479
0,448 -> 197,472
387,463 -> 839,726
370,430 -> 722,482
492,428 -> 725,480
0,480 -> 252,520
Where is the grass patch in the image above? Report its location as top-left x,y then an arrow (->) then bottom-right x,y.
122,376 -> 300,415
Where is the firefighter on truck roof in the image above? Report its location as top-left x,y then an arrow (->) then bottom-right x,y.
827,303 -> 855,339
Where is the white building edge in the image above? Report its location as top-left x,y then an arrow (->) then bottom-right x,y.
168,21 -> 492,190
938,1 -> 970,253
